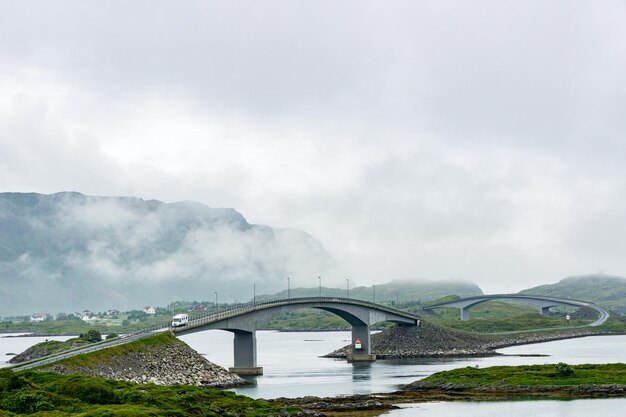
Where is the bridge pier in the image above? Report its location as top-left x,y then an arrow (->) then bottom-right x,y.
348,324 -> 376,362
229,331 -> 263,375
540,306 -> 551,317
460,307 -> 470,321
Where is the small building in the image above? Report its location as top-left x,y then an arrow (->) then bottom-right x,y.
191,304 -> 208,311
29,313 -> 48,322
106,309 -> 120,316
143,306 -> 156,315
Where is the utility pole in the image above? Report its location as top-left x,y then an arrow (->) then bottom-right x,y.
214,292 -> 218,314
287,277 -> 291,299
346,278 -> 350,299
318,276 -> 321,299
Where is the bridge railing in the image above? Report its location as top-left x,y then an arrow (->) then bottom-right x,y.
176,296 -> 420,330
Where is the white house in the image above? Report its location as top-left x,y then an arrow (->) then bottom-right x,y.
30,313 -> 48,322
81,310 -> 96,321
143,306 -> 156,315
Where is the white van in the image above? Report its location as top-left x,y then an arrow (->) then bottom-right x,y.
171,313 -> 189,327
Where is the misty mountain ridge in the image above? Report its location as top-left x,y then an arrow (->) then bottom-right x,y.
265,279 -> 483,303
0,192 -> 340,315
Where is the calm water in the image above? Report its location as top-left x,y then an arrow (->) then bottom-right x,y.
384,398 -> 626,416
3,331 -> 626,415
177,331 -> 626,398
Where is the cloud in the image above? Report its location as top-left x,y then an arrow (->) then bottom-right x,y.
0,194 -> 341,314
1,0 -> 626,296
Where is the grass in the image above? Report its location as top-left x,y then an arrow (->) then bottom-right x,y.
432,313 -> 592,332
0,369 -> 302,416
421,362 -> 626,387
422,300 -> 622,333
50,332 -> 178,370
0,316 -> 172,336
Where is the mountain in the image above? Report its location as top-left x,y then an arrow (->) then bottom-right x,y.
265,280 -> 483,304
0,192 -> 339,315
519,274 -> 626,313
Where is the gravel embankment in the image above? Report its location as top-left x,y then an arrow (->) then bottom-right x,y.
42,335 -> 245,388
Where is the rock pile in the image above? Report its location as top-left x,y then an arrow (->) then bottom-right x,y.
44,334 -> 245,388
326,320 -> 616,358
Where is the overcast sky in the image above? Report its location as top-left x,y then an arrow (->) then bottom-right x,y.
1,1 -> 625,293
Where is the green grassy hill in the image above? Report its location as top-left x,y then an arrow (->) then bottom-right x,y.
422,300 -> 598,332
519,274 -> 626,313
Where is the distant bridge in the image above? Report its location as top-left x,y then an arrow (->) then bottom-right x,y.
422,294 -> 610,326
13,297 -> 420,375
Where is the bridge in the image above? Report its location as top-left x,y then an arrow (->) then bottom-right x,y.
422,294 -> 610,326
172,297 -> 420,374
12,297 -> 420,375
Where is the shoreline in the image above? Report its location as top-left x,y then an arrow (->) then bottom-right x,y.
276,381 -> 626,416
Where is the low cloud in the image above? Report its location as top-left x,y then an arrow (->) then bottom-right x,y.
0,194 -> 340,314
1,1 -> 626,300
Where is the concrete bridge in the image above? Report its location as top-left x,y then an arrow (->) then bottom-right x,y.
172,297 -> 420,375
12,297 -> 419,375
422,294 -> 610,326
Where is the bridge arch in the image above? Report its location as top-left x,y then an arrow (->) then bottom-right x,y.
422,294 -> 609,325
172,297 -> 419,375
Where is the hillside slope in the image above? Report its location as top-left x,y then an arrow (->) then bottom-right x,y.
520,274 -> 626,313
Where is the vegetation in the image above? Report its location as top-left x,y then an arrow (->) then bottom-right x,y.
264,309 -> 392,331
421,362 -> 626,387
0,369 -> 302,416
50,332 -> 178,370
263,280 -> 482,306
8,338 -> 92,364
430,312 -> 592,332
421,300 -> 626,333
79,329 -> 102,343
0,316 -> 167,336
520,274 -> 626,314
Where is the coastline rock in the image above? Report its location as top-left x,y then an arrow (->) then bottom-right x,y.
42,333 -> 245,388
9,338 -> 90,363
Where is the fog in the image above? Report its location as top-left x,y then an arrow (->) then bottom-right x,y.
0,193 -> 340,314
1,1 -> 626,296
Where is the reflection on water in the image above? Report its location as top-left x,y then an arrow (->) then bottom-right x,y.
351,362 -> 372,382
